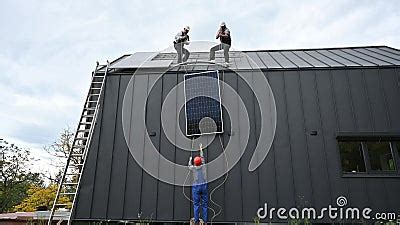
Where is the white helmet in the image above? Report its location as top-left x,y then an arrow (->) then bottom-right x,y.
220,21 -> 226,27
184,25 -> 190,31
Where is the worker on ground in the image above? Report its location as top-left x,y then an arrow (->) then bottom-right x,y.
188,144 -> 208,225
209,21 -> 231,65
174,25 -> 191,63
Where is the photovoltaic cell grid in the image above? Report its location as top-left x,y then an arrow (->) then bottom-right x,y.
184,71 -> 223,136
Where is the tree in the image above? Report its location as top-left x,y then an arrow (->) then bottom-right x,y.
43,128 -> 75,183
14,184 -> 70,212
43,128 -> 76,206
0,138 -> 42,213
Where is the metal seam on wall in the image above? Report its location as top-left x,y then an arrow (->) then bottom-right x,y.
105,76 -> 121,218
297,69 -> 316,208
312,69 -> 334,205
281,71 -> 297,206
328,69 -> 351,200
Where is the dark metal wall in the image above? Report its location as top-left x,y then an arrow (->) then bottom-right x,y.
72,67 -> 400,223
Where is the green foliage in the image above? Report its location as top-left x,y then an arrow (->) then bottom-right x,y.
253,216 -> 260,225
0,139 -> 42,212
14,184 -> 70,212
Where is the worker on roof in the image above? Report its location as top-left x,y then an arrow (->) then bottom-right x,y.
188,144 -> 208,225
209,21 -> 231,65
174,25 -> 191,63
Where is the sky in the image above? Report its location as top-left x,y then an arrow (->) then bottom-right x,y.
0,0 -> 399,176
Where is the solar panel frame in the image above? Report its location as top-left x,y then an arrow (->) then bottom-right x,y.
183,70 -> 224,136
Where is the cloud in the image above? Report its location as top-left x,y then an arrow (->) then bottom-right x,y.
0,0 -> 399,175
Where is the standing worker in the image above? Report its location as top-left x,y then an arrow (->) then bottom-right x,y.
188,144 -> 208,225
209,21 -> 231,65
174,25 -> 191,63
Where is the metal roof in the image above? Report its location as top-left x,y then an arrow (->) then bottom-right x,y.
108,46 -> 400,70
0,211 -> 69,221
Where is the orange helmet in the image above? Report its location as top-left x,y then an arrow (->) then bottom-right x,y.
194,156 -> 202,166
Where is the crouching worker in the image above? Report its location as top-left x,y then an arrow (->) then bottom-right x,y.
188,144 -> 208,225
174,25 -> 190,63
209,21 -> 231,64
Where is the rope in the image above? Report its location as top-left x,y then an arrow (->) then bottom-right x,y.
182,144 -> 217,224
182,64 -> 218,224
181,67 -> 230,225
209,70 -> 229,222
208,135 -> 228,222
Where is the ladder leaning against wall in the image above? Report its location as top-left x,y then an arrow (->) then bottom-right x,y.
48,61 -> 110,225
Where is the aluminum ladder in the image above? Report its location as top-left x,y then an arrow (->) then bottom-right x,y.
48,61 -> 110,225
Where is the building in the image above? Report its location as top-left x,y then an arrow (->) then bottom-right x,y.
69,46 -> 400,224
0,211 -> 69,225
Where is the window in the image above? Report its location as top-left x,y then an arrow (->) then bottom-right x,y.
338,142 -> 366,173
337,138 -> 400,176
366,142 -> 395,171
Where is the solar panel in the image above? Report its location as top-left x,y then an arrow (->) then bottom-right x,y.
184,71 -> 224,136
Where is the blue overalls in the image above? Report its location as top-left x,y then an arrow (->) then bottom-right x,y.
189,155 -> 208,223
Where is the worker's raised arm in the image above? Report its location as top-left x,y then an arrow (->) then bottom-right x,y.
199,144 -> 205,164
188,156 -> 194,170
216,28 -> 222,39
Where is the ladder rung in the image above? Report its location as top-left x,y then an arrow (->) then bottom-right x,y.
77,129 -> 90,133
75,137 -> 88,140
69,164 -> 84,167
72,145 -> 85,148
79,122 -> 92,125
65,173 -> 81,176
87,100 -> 98,103
90,87 -> 101,90
63,182 -> 79,185
92,81 -> 103,84
82,113 -> 94,117
55,203 -> 69,206
71,153 -> 84,157
84,107 -> 96,110
89,93 -> 100,96
60,192 -> 77,195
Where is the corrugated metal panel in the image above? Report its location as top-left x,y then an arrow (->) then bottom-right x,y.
256,52 -> 282,68
269,52 -> 297,68
73,65 -> 400,223
281,51 -> 312,68
342,49 -> 393,66
354,48 -> 400,65
305,50 -> 344,67
329,49 -> 376,66
108,47 -> 400,70
369,47 -> 400,61
245,52 -> 266,69
292,51 -> 329,67
109,52 -> 156,68
380,46 -> 400,55
317,50 -> 360,66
